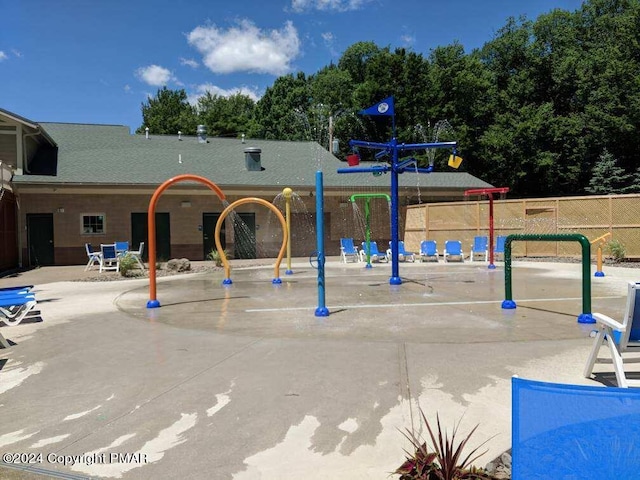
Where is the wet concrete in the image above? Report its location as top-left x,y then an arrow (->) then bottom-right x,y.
0,260 -> 636,479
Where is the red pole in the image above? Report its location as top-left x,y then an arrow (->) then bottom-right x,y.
488,192 -> 495,268
463,187 -> 509,270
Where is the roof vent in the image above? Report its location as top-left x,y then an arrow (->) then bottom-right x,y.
244,147 -> 262,171
197,125 -> 207,143
145,127 -> 149,139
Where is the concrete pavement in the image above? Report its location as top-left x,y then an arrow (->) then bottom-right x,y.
0,259 -> 637,479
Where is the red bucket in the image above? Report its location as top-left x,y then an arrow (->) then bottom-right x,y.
346,154 -> 360,166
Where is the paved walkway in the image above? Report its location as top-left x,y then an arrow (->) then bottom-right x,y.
0,260 -> 637,479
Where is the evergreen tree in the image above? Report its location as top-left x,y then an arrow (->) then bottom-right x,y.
586,149 -> 638,194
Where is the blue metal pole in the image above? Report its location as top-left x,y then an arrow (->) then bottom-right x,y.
315,171 -> 329,317
390,138 -> 401,285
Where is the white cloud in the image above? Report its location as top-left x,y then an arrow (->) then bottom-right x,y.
290,0 -> 373,12
321,31 -> 339,57
188,83 -> 261,105
12,49 -> 22,58
400,34 -> 415,46
187,19 -> 300,75
135,64 -> 176,86
180,57 -> 199,69
0,51 -> 8,62
124,84 -> 132,93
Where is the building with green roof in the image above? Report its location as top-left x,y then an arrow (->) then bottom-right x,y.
0,108 -> 493,269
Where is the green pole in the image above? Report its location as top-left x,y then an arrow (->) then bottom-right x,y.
349,193 -> 391,269
501,233 -> 593,323
365,198 -> 371,266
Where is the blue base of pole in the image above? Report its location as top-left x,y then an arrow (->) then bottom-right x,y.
222,278 -> 233,285
272,278 -> 282,284
315,307 -> 330,317
365,263 -> 372,269
578,313 -> 596,324
389,276 -> 402,285
502,299 -> 517,309
488,264 -> 497,270
146,299 -> 161,309
285,269 -> 293,275
594,271 -> 605,277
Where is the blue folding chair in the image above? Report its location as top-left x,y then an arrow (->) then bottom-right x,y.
419,240 -> 439,262
470,236 -> 488,262
443,240 -> 464,262
340,238 -> 360,263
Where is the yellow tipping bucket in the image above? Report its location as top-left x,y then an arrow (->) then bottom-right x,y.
448,154 -> 463,169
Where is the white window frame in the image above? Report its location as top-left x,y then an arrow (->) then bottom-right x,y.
81,213 -> 106,235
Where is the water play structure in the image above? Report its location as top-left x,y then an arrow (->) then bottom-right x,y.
349,193 -> 391,268
464,187 -> 509,269
338,97 -> 461,285
214,197 -> 287,285
147,174 -> 226,308
501,233 -> 595,323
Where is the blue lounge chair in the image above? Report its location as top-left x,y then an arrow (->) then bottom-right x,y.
359,241 -> 388,263
584,281 -> 640,387
443,240 -> 464,262
419,240 -> 439,262
0,285 -> 33,295
494,236 -> 507,259
0,292 -> 38,327
387,241 -> 416,262
512,377 -> 640,478
470,236 -> 489,262
340,238 -> 360,263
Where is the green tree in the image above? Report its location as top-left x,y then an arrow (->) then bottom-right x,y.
586,149 -> 639,194
197,93 -> 256,138
137,88 -> 197,135
250,72 -> 311,140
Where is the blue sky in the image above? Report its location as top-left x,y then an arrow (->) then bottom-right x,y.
1,0 -> 585,132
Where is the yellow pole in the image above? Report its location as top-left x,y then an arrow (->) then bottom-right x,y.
283,187 -> 293,274
214,197 -> 287,284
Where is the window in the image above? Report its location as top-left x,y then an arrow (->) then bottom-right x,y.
81,214 -> 105,234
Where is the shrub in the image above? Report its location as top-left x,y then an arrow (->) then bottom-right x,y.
206,248 -> 229,267
605,239 -> 626,263
395,410 -> 495,480
119,253 -> 139,277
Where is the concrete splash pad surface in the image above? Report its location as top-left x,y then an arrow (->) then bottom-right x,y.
0,261 -> 635,480
118,261 -> 625,343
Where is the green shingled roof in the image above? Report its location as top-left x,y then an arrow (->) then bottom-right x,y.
12,122 -> 494,191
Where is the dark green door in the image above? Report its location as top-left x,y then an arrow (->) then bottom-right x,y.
234,213 -> 256,259
131,212 -> 170,261
26,213 -> 54,266
203,213 -> 225,259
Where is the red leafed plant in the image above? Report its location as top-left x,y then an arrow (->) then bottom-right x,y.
394,409 -> 496,480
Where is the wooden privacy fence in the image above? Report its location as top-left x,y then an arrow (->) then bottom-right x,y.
404,193 -> 640,259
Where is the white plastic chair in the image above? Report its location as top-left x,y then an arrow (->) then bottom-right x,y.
128,242 -> 145,269
100,244 -> 119,273
84,243 -> 102,271
584,281 -> 640,387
